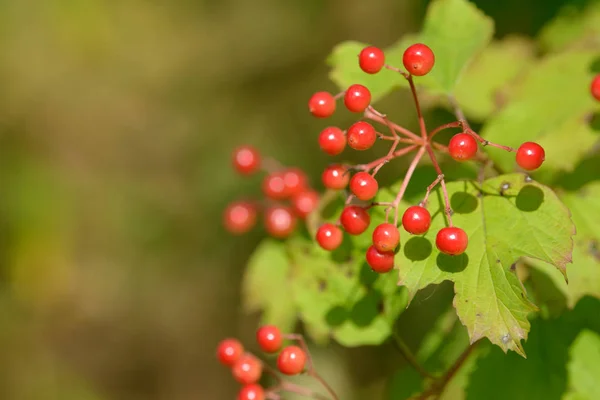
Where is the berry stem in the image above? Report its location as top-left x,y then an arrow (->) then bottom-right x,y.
384,63 -> 410,79
420,174 -> 444,206
393,146 -> 427,225
448,94 -> 467,126
428,121 -> 462,141
357,145 -> 419,173
464,127 -> 515,152
364,107 -> 422,142
283,334 -> 340,400
261,157 -> 285,174
407,75 -> 428,141
391,332 -> 436,380
424,145 -> 454,227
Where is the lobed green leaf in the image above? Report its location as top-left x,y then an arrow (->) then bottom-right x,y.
395,174 -> 575,356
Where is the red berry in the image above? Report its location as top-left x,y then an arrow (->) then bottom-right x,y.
436,227 -> 468,256
316,223 -> 343,251
256,325 -> 283,353
217,338 -> 244,366
366,245 -> 395,273
359,46 -> 385,74
322,164 -> 350,190
232,353 -> 263,385
277,345 -> 307,375
349,172 -> 378,201
224,202 -> 258,235
403,43 -> 435,76
347,121 -> 377,151
283,168 -> 308,196
238,384 -> 265,400
516,142 -> 545,171
232,146 -> 261,175
292,190 -> 319,219
318,126 -> 346,156
402,206 -> 431,235
265,206 -> 297,238
344,84 -> 371,113
308,91 -> 336,118
340,206 -> 370,235
372,223 -> 400,252
262,173 -> 289,199
591,74 -> 600,101
448,133 -> 478,162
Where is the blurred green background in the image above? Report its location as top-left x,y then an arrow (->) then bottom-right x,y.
0,0 -> 588,399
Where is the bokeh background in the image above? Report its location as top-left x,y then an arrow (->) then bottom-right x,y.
0,0 -> 588,399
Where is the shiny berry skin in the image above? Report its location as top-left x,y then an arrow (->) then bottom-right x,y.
232,353 -> 263,385
283,168 -> 308,196
265,206 -> 297,238
224,202 -> 258,235
359,46 -> 385,74
349,172 -> 378,201
316,223 -> 343,251
347,121 -> 377,151
217,338 -> 244,366
292,190 -> 319,219
232,146 -> 261,175
318,126 -> 346,156
262,173 -> 289,200
366,245 -> 395,273
436,227 -> 468,256
402,206 -> 431,235
516,142 -> 545,171
256,325 -> 283,353
238,384 -> 265,400
277,345 -> 307,375
448,133 -> 478,162
344,84 -> 371,113
403,43 -> 435,76
372,223 -> 400,252
322,164 -> 350,190
591,74 -> 600,101
308,91 -> 336,118
340,206 -> 370,235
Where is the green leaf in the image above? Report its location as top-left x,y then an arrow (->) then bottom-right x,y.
289,236 -> 409,346
564,330 -> 600,400
452,36 -> 535,121
480,50 -> 599,176
241,239 -> 297,332
528,182 -> 600,308
538,2 -> 600,53
327,40 -> 409,103
327,0 -> 493,102
417,0 -> 494,93
466,298 -> 600,400
396,174 -> 575,356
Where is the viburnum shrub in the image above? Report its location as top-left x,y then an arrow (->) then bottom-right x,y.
220,0 -> 600,398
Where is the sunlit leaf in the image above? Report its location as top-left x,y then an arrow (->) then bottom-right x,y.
564,330 -> 600,400
480,50 -> 599,176
327,0 -> 493,102
395,174 -> 574,356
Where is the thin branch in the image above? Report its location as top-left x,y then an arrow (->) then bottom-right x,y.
424,145 -> 453,227
392,333 -> 437,380
428,121 -> 462,141
420,174 -> 444,207
364,107 -> 422,142
393,146 -> 428,225
355,145 -> 418,172
407,76 -> 428,141
464,127 -> 515,152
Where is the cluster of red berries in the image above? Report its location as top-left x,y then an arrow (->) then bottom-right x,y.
224,146 -> 319,238
308,43 -> 548,273
217,326 -> 309,400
